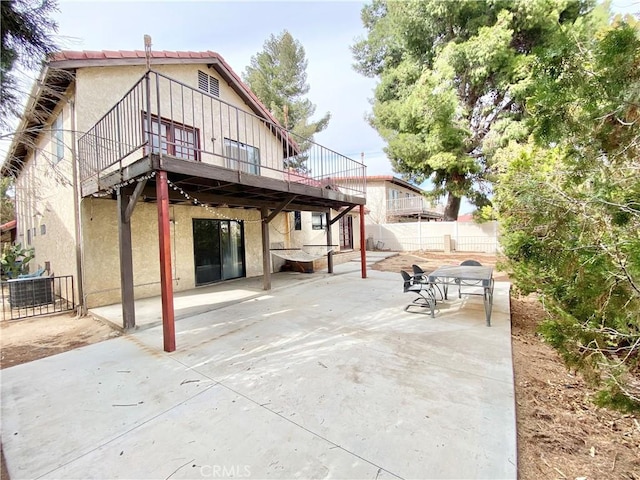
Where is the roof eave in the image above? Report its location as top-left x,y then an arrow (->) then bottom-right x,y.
1,62 -> 76,178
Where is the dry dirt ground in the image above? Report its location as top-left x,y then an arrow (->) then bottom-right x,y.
1,253 -> 639,479
0,312 -> 120,369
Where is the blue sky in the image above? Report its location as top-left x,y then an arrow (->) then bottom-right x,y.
52,0 -> 392,175
7,0 -> 639,214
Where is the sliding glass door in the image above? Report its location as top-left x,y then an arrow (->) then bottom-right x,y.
193,219 -> 245,286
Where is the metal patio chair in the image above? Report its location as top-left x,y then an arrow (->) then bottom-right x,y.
401,270 -> 436,315
456,259 -> 483,298
412,264 -> 444,301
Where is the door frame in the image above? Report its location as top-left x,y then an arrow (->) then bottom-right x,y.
339,215 -> 353,250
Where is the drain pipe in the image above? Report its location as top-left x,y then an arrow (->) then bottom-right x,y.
69,97 -> 86,314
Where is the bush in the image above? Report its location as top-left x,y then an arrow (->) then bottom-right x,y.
1,243 -> 35,279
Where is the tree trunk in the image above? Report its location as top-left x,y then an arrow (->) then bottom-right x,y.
443,192 -> 461,221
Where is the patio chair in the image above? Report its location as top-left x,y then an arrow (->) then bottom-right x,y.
456,260 -> 483,298
411,264 -> 444,301
401,270 -> 436,315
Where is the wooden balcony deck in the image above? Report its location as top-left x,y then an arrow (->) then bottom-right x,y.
83,154 -> 365,211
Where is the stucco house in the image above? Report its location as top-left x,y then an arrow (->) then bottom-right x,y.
364,176 -> 442,224
1,49 -> 367,350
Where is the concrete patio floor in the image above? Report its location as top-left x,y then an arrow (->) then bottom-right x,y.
1,256 -> 516,479
89,251 -> 395,331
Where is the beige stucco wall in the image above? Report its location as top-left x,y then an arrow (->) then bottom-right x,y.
74,64 -> 253,131
81,199 -> 362,308
364,182 -> 388,224
287,210 -> 362,252
13,97 -> 78,298
365,180 -> 426,224
74,64 -> 285,180
81,197 -> 295,307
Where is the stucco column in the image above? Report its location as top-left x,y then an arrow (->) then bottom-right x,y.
156,170 -> 176,352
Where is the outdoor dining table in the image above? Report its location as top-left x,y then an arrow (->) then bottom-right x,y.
427,265 -> 495,326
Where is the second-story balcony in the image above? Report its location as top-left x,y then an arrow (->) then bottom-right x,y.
387,196 -> 443,220
78,70 -> 366,211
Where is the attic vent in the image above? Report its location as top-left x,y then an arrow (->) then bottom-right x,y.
198,70 -> 220,97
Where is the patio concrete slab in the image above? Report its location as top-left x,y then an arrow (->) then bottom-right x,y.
1,267 -> 516,479
90,251 -> 397,331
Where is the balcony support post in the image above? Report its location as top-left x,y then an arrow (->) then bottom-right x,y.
156,170 -> 176,352
261,207 -> 271,290
326,212 -> 333,274
360,204 -> 367,279
117,189 -> 136,330
260,196 -> 295,291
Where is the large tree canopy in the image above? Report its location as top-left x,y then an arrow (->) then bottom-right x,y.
243,30 -> 330,146
352,0 -> 594,220
1,0 -> 58,130
495,13 -> 640,409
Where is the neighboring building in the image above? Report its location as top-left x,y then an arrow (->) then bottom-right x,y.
364,176 -> 442,224
1,50 -> 366,346
1,219 -> 17,247
457,213 -> 475,222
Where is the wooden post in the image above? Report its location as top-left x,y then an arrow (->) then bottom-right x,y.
117,189 -> 136,329
261,207 -> 271,290
360,204 -> 367,279
326,212 -> 333,274
156,170 -> 175,352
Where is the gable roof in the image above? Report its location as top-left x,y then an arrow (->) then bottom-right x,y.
2,50 -> 281,177
365,175 -> 425,195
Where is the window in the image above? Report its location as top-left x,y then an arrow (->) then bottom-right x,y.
40,224 -> 46,235
312,212 -> 326,230
224,138 -> 260,175
198,70 -> 220,97
143,114 -> 200,161
52,112 -> 64,164
293,211 -> 302,230
27,229 -> 32,245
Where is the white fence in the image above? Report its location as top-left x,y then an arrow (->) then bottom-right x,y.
366,221 -> 499,253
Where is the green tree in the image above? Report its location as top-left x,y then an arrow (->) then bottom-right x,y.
495,14 -> 640,409
0,177 -> 15,223
243,30 -> 330,169
352,0 -> 593,220
1,0 -> 59,130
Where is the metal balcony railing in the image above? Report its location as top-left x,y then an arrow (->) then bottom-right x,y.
387,196 -> 442,217
77,71 -> 366,198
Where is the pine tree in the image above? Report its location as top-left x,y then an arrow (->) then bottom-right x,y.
243,30 -> 330,170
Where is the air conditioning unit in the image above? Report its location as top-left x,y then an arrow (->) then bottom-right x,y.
8,277 -> 54,308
